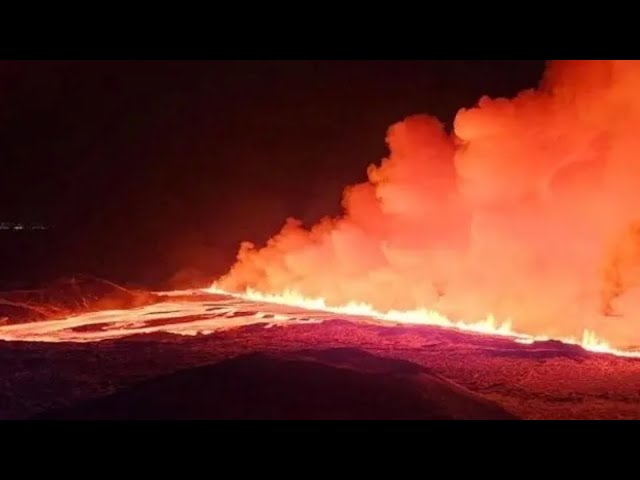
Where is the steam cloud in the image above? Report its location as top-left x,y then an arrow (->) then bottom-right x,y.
217,61 -> 640,347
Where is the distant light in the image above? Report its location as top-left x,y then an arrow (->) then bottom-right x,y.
0,222 -> 50,231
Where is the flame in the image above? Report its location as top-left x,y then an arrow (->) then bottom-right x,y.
205,284 -> 640,358
1,282 -> 636,358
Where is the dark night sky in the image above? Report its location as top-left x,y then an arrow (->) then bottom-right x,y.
0,60 -> 546,289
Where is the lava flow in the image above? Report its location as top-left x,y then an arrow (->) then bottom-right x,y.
0,290 -> 324,343
0,286 -> 637,359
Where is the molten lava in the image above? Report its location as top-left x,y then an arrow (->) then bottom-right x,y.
206,285 -> 640,358
214,60 -> 640,349
0,285 -> 638,359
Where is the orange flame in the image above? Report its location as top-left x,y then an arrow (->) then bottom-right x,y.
205,284 -> 640,358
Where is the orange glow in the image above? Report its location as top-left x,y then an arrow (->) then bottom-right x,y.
214,61 -> 640,350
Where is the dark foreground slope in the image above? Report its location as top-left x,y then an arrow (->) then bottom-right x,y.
34,348 -> 515,420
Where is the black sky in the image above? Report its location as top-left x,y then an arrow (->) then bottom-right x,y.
0,60 -> 545,289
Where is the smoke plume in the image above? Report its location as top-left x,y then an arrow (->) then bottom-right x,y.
217,60 -> 640,347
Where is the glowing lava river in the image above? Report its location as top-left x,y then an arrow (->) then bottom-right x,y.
1,286 -> 638,359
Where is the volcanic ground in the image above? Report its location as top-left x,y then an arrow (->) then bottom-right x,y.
1,277 -> 640,420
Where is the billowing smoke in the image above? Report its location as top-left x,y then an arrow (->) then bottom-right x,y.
216,60 -> 640,347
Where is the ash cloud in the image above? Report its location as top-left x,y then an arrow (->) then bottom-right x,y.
217,61 -> 640,346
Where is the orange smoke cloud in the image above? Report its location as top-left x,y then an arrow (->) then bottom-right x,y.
217,60 -> 640,347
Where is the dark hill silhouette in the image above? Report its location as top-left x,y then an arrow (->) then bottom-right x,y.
34,348 -> 517,420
